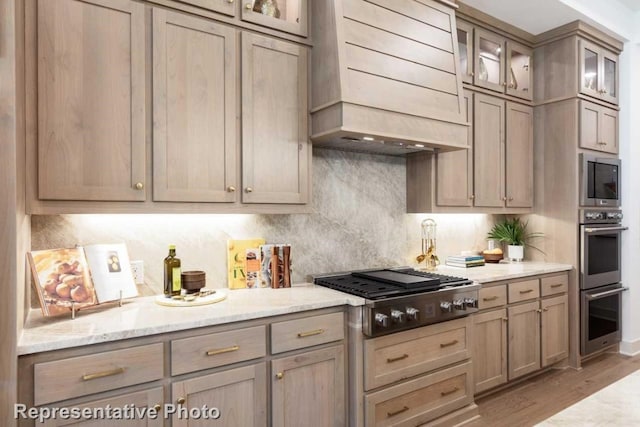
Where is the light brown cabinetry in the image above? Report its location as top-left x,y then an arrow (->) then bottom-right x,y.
272,346 -> 345,427
36,0 -> 146,202
472,309 -> 507,394
508,300 -> 541,379
152,9 -> 237,202
178,0 -> 237,17
579,99 -> 618,154
541,294 -> 569,367
241,0 -> 308,37
241,32 -> 309,204
579,39 -> 618,105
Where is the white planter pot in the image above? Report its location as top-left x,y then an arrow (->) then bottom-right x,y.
508,245 -> 524,262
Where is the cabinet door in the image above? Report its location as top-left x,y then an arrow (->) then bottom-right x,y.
579,39 -> 602,100
601,50 -> 619,105
474,28 -> 506,93
506,41 -> 533,101
474,94 -> 505,207
42,387 -> 163,427
600,107 -> 619,154
457,20 -> 474,84
241,32 -> 309,204
241,0 -> 308,37
472,309 -> 507,394
152,10 -> 237,202
541,294 -> 569,367
37,0 -> 145,201
272,345 -> 345,427
172,363 -> 267,427
508,301 -> 541,380
436,90 -> 473,206
505,102 -> 533,208
579,100 -> 601,151
178,0 -> 236,17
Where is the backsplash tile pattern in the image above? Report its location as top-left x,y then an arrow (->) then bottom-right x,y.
31,149 -> 495,296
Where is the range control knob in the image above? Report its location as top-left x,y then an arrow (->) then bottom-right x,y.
464,297 -> 478,308
585,212 -> 598,220
406,307 -> 420,321
440,301 -> 453,313
453,299 -> 465,310
390,309 -> 406,324
374,313 -> 389,328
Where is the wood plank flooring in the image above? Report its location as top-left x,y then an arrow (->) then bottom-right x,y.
466,351 -> 640,426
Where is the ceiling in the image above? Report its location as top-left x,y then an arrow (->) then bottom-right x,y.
618,0 -> 640,11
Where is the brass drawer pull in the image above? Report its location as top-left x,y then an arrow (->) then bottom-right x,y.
386,354 -> 409,363
297,329 -> 325,338
82,367 -> 126,381
440,340 -> 458,348
387,406 -> 410,417
551,284 -> 564,288
275,372 -> 284,379
441,387 -> 460,397
520,289 -> 534,294
206,345 -> 240,356
483,296 -> 498,301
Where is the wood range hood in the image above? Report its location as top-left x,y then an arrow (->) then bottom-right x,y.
310,0 -> 469,156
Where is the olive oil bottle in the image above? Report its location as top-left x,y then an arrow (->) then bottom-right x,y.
164,245 -> 181,297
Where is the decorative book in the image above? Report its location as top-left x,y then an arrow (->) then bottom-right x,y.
227,239 -> 266,289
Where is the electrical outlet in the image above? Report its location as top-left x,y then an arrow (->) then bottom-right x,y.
130,260 -> 144,284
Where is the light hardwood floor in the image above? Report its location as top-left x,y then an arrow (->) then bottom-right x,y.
467,351 -> 640,426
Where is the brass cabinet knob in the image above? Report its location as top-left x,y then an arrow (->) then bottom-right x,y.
508,197 -> 514,201
502,82 -> 508,87
469,195 -> 475,200
245,3 -> 252,9
227,186 -> 236,192
153,404 -> 162,412
134,182 -> 144,190
502,197 -> 507,201
470,72 -> 475,77
177,397 -> 186,405
275,372 -> 284,379
502,318 -> 508,322
245,187 -> 253,193
227,0 -> 234,3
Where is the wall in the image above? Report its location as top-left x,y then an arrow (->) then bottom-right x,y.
31,149 -> 495,296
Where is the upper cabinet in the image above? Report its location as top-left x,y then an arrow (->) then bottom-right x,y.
474,28 -> 506,93
457,20 -> 474,85
37,0 -> 146,201
241,0 -> 308,37
579,39 -> 618,105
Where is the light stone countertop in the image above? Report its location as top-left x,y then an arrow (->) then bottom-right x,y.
17,284 -> 365,356
18,262 -> 573,356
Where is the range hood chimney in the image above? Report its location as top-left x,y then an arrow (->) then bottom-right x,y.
310,0 -> 469,156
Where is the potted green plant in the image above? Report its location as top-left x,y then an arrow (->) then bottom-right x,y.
487,217 -> 543,262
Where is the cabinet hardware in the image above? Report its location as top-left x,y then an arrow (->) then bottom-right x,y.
386,354 -> 409,363
519,289 -> 533,294
508,83 -> 515,88
502,317 -> 508,322
469,195 -> 475,200
82,367 -> 126,381
387,406 -> 410,417
543,308 -> 549,312
227,0 -> 234,3
245,187 -> 253,193
502,197 -> 508,201
483,296 -> 498,301
551,283 -> 563,288
206,345 -> 240,356
134,182 -> 144,190
177,397 -> 186,405
153,404 -> 161,412
245,3 -> 252,9
297,329 -> 325,338
275,372 -> 284,380
508,197 -> 514,201
470,72 -> 475,77
440,340 -> 458,348
441,387 -> 460,397
536,309 -> 542,313
227,186 -> 236,192
502,82 -> 507,87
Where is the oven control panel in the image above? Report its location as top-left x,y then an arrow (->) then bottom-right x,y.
581,209 -> 623,224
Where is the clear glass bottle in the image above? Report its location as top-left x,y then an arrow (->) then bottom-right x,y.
164,245 -> 181,297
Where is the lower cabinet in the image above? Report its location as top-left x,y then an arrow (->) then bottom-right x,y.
472,309 -> 507,394
541,294 -> 569,367
508,300 -> 541,380
171,363 -> 267,427
271,346 -> 345,427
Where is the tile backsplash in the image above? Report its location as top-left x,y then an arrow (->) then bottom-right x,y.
31,149 -> 495,296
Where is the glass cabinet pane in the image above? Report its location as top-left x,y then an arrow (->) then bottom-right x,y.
249,0 -> 300,25
604,57 -> 616,98
458,27 -> 469,75
509,49 -> 530,94
478,37 -> 502,85
583,48 -> 598,92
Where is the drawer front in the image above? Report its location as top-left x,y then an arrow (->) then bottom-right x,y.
271,312 -> 344,354
172,325 -> 266,375
365,361 -> 473,427
364,317 -> 469,391
34,343 -> 164,406
478,285 -> 507,309
541,274 -> 568,296
508,278 -> 540,303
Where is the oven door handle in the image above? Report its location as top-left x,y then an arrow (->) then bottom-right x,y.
584,226 -> 629,233
586,287 -> 628,300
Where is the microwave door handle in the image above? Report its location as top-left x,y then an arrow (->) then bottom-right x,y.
586,287 -> 628,300
584,226 -> 629,233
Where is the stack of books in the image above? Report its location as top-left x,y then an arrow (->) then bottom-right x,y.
445,255 -> 485,268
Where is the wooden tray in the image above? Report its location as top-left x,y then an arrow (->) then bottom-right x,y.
154,289 -> 227,307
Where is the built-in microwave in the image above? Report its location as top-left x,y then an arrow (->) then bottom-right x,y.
580,154 -> 621,207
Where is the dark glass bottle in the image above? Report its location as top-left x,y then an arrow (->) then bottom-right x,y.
164,245 -> 181,297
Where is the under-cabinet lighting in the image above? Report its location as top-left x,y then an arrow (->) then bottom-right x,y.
415,144 -> 425,148
362,136 -> 375,141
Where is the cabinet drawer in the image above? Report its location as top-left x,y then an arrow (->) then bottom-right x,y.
34,343 -> 164,406
508,279 -> 540,303
478,285 -> 507,309
172,325 -> 266,375
364,317 -> 469,391
271,312 -> 344,354
365,361 -> 473,427
541,274 -> 568,296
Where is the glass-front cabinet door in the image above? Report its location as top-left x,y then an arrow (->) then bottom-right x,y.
474,28 -> 506,93
506,41 -> 533,101
601,51 -> 619,104
241,0 -> 308,37
457,20 -> 474,84
580,39 -> 601,99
